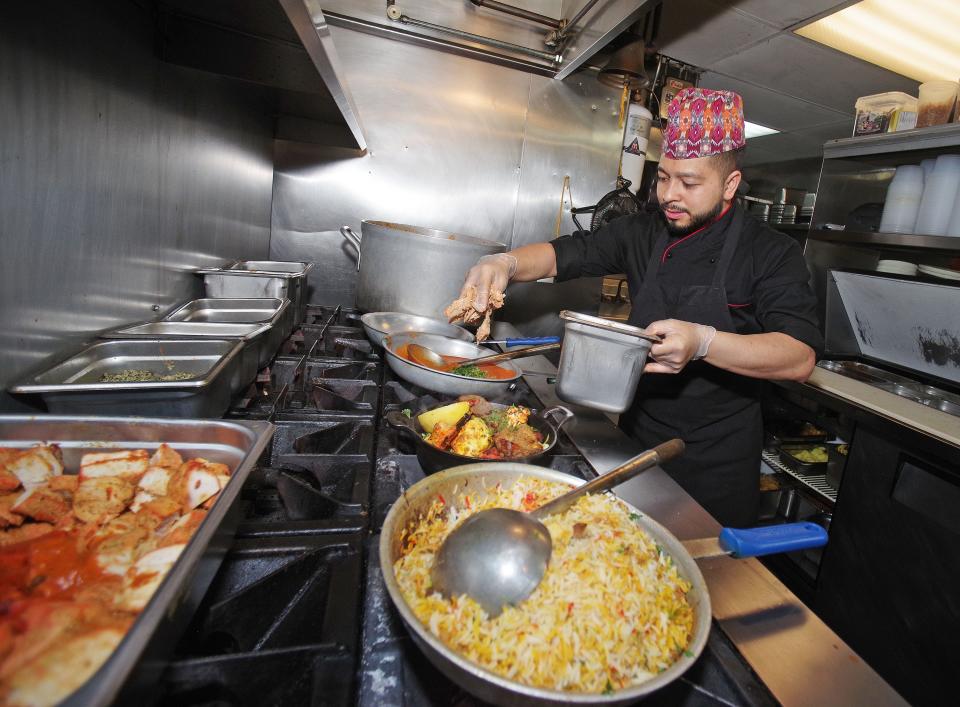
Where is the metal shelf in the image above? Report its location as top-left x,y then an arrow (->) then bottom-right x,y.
824,123 -> 960,160
762,451 -> 837,505
807,229 -> 960,251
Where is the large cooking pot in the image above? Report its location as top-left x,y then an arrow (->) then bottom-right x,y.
340,221 -> 506,321
384,402 -> 574,473
380,463 -> 713,706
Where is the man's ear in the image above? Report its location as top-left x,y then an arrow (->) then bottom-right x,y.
723,170 -> 742,201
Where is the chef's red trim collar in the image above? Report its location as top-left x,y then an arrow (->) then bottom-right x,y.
661,203 -> 733,265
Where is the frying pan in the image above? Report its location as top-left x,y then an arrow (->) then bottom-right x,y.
384,401 -> 574,473
380,463 -> 825,706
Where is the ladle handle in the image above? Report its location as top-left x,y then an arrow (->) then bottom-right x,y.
530,438 -> 684,521
459,342 -> 561,367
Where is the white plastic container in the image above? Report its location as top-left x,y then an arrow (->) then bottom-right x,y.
915,155 -> 960,236
555,311 -> 657,413
879,165 -> 924,234
853,92 -> 918,136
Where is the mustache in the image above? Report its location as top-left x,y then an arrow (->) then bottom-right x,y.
659,202 -> 689,214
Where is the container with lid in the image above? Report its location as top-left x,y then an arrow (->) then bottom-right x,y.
853,92 -> 918,136
555,311 -> 659,413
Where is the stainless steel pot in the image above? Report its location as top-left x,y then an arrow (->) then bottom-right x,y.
340,221 -> 506,321
379,463 -> 713,706
360,312 -> 473,348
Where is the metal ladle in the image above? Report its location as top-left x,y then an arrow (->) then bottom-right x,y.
431,438 -> 685,616
407,341 -> 561,371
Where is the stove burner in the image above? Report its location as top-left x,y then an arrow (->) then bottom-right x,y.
304,304 -> 363,327
279,380 -> 379,416
271,419 -> 375,464
157,534 -> 363,707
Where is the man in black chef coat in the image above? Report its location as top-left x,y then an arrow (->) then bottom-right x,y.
452,88 -> 822,526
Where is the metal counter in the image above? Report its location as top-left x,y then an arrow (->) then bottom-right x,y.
493,322 -> 907,707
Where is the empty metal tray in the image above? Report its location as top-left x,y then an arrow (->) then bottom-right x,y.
0,414 -> 273,707
164,297 -> 293,339
10,338 -> 245,417
197,261 -> 312,325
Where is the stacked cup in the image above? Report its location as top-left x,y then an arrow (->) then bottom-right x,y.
915,155 -> 960,236
879,165 -> 925,234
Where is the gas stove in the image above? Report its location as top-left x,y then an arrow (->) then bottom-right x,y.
153,304 -> 775,706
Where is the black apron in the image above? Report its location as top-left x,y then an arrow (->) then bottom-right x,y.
620,207 -> 762,527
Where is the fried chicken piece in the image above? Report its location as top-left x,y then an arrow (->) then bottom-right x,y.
72,476 -> 135,524
114,544 -> 186,612
157,510 -> 206,548
10,486 -> 71,524
0,450 -> 21,493
47,475 -> 79,494
0,523 -> 54,547
4,445 -> 62,489
79,449 -> 149,484
3,625 -> 128,707
425,422 -> 459,450
166,459 -> 227,513
0,494 -> 24,529
457,394 -> 494,416
443,286 -> 505,342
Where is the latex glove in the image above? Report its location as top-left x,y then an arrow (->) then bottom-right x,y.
459,253 -> 517,312
643,319 -> 717,374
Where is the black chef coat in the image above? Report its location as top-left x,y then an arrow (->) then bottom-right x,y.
551,204 -> 822,526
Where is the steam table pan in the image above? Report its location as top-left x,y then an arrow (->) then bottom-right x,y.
10,338 -> 245,417
0,414 -> 273,707
164,297 -> 293,339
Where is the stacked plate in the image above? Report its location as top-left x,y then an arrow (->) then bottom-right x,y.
918,264 -> 960,280
876,259 -> 917,275
770,204 -> 798,224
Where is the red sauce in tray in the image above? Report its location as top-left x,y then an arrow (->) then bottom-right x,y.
395,344 -> 516,379
0,531 -> 115,601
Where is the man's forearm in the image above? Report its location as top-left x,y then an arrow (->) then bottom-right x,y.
704,331 -> 815,381
509,243 -> 558,281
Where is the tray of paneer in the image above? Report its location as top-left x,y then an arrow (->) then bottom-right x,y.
0,415 -> 273,707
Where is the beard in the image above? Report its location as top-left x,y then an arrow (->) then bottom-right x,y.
659,199 -> 724,236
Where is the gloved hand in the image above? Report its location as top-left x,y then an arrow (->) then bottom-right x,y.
459,253 -> 518,312
643,319 -> 718,374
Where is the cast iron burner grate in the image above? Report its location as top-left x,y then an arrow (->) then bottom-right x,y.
270,419 -> 375,464
279,379 -> 380,417
157,533 -> 363,707
270,357 -> 382,387
224,376 -> 284,421
304,304 -> 363,328
236,459 -> 370,536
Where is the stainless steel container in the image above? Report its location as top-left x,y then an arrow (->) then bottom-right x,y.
100,321 -> 274,372
164,297 -> 293,340
197,261 -> 313,325
9,339 -> 245,417
382,332 -> 521,396
360,312 -> 473,348
379,462 -> 712,706
339,221 -> 506,321
0,414 -> 273,707
555,311 -> 657,413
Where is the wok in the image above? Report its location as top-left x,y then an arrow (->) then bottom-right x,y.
380,463 -> 713,706
384,401 -> 574,473
360,311 -> 473,348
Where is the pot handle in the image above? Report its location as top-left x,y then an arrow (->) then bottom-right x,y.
339,226 -> 362,271
384,410 -> 421,439
542,406 -> 574,430
718,522 -> 828,558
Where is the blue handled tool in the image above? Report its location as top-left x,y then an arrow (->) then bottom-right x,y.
683,522 -> 828,559
484,336 -> 561,346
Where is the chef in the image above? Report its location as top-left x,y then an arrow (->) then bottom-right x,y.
452,88 -> 823,526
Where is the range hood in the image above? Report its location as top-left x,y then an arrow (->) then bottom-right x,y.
155,0 -> 367,150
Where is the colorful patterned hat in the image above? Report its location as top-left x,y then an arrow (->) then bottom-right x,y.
663,87 -> 745,159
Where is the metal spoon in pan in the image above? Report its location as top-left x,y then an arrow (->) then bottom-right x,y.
407,341 -> 561,372
431,438 -> 685,616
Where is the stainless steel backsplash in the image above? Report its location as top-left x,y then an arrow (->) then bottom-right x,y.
270,23 -> 622,331
0,1 -> 274,410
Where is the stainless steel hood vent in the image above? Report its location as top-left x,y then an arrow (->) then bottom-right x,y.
155,0 -> 367,150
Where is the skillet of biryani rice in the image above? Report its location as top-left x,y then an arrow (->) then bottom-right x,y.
393,477 -> 695,694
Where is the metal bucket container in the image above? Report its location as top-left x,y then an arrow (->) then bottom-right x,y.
555,311 -> 657,413
339,221 -> 505,321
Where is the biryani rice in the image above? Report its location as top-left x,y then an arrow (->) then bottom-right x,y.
393,477 -> 695,693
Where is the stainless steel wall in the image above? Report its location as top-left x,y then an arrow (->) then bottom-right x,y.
0,2 -> 274,410
270,23 -> 623,331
